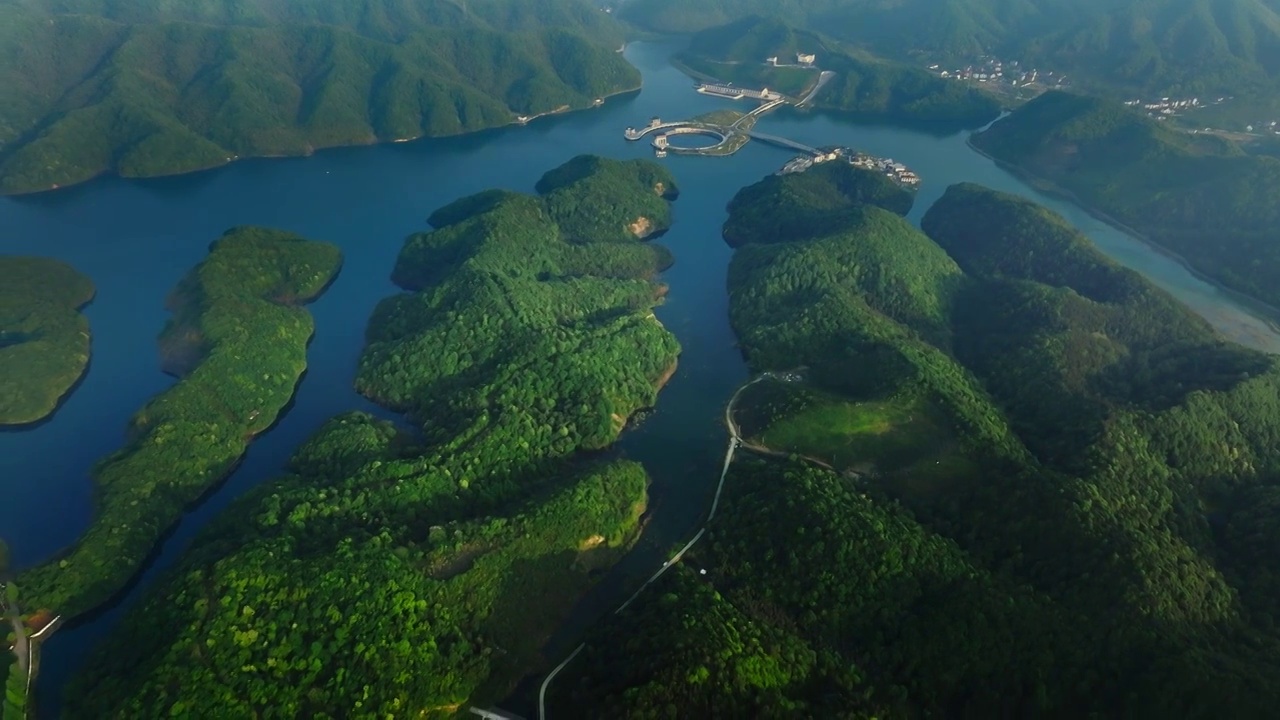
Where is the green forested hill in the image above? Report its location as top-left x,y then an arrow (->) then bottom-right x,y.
0,257 -> 94,426
972,90 -> 1280,307
0,0 -> 626,42
684,13 -> 822,61
723,160 -> 914,247
16,228 -> 342,619
0,0 -> 635,194
623,0 -> 1280,99
67,157 -> 682,716
552,175 -> 1280,716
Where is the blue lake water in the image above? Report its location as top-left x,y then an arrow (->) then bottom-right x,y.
1,38 -> 1277,715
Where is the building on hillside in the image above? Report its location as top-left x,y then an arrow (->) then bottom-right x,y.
796,52 -> 817,66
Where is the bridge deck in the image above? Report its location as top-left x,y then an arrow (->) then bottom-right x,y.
747,131 -> 818,154
624,121 -> 687,140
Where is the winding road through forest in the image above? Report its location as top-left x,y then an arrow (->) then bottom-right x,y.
534,371 -> 846,718
536,375 -> 765,719
3,581 -> 62,714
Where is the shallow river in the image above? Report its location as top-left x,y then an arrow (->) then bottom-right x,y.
1,38 -> 1276,716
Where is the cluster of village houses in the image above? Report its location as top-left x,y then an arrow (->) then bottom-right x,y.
1121,96 -> 1280,137
780,147 -> 920,187
1124,96 -> 1227,121
929,57 -> 1069,90
920,54 -> 1279,138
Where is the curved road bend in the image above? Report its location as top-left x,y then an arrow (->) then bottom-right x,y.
537,376 -> 765,720
4,605 -> 62,709
798,70 -> 835,106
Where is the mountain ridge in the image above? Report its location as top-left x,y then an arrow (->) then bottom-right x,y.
0,0 -> 636,194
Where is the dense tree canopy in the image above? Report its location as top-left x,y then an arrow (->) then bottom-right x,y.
556,173 -> 1280,716
0,256 -> 94,426
70,444 -> 650,719
68,156 -> 683,716
361,155 -> 681,456
0,0 -> 636,194
973,90 -> 1280,307
723,160 -> 914,248
17,228 -> 341,619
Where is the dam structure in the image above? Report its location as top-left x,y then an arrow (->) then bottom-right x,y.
696,83 -> 782,101
621,78 -> 921,188
623,82 -> 818,158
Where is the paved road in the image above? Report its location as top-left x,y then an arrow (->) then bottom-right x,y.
748,131 -> 819,154
746,98 -> 786,118
625,121 -> 696,140
2,585 -> 62,711
2,583 -> 31,708
537,376 -> 765,720
798,70 -> 835,106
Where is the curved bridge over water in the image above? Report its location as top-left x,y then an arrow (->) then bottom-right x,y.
652,126 -> 728,150
624,120 -> 689,140
748,131 -> 818,154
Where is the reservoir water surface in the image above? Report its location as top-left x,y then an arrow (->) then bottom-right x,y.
2,38 -> 1277,715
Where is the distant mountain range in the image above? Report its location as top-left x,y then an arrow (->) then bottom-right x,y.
0,0 -> 636,194
622,0 -> 1280,98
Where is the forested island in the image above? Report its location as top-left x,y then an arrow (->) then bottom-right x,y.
0,0 -> 636,194
66,157 -> 683,716
972,90 -> 1280,308
0,257 -> 94,426
548,172 -> 1280,716
678,17 -> 1001,126
14,228 -> 341,620
623,0 -> 1280,114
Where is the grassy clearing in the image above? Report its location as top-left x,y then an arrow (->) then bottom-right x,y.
737,379 -> 938,470
692,109 -> 745,126
757,392 -> 942,471
753,386 -> 980,498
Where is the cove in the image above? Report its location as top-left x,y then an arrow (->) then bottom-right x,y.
0,37 -> 1277,718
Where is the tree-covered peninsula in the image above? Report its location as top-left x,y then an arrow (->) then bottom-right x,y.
551,176 -> 1280,716
972,91 -> 1280,308
677,17 -> 1001,126
67,157 -> 682,717
0,257 -> 94,426
0,0 -> 636,194
15,228 -> 341,619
